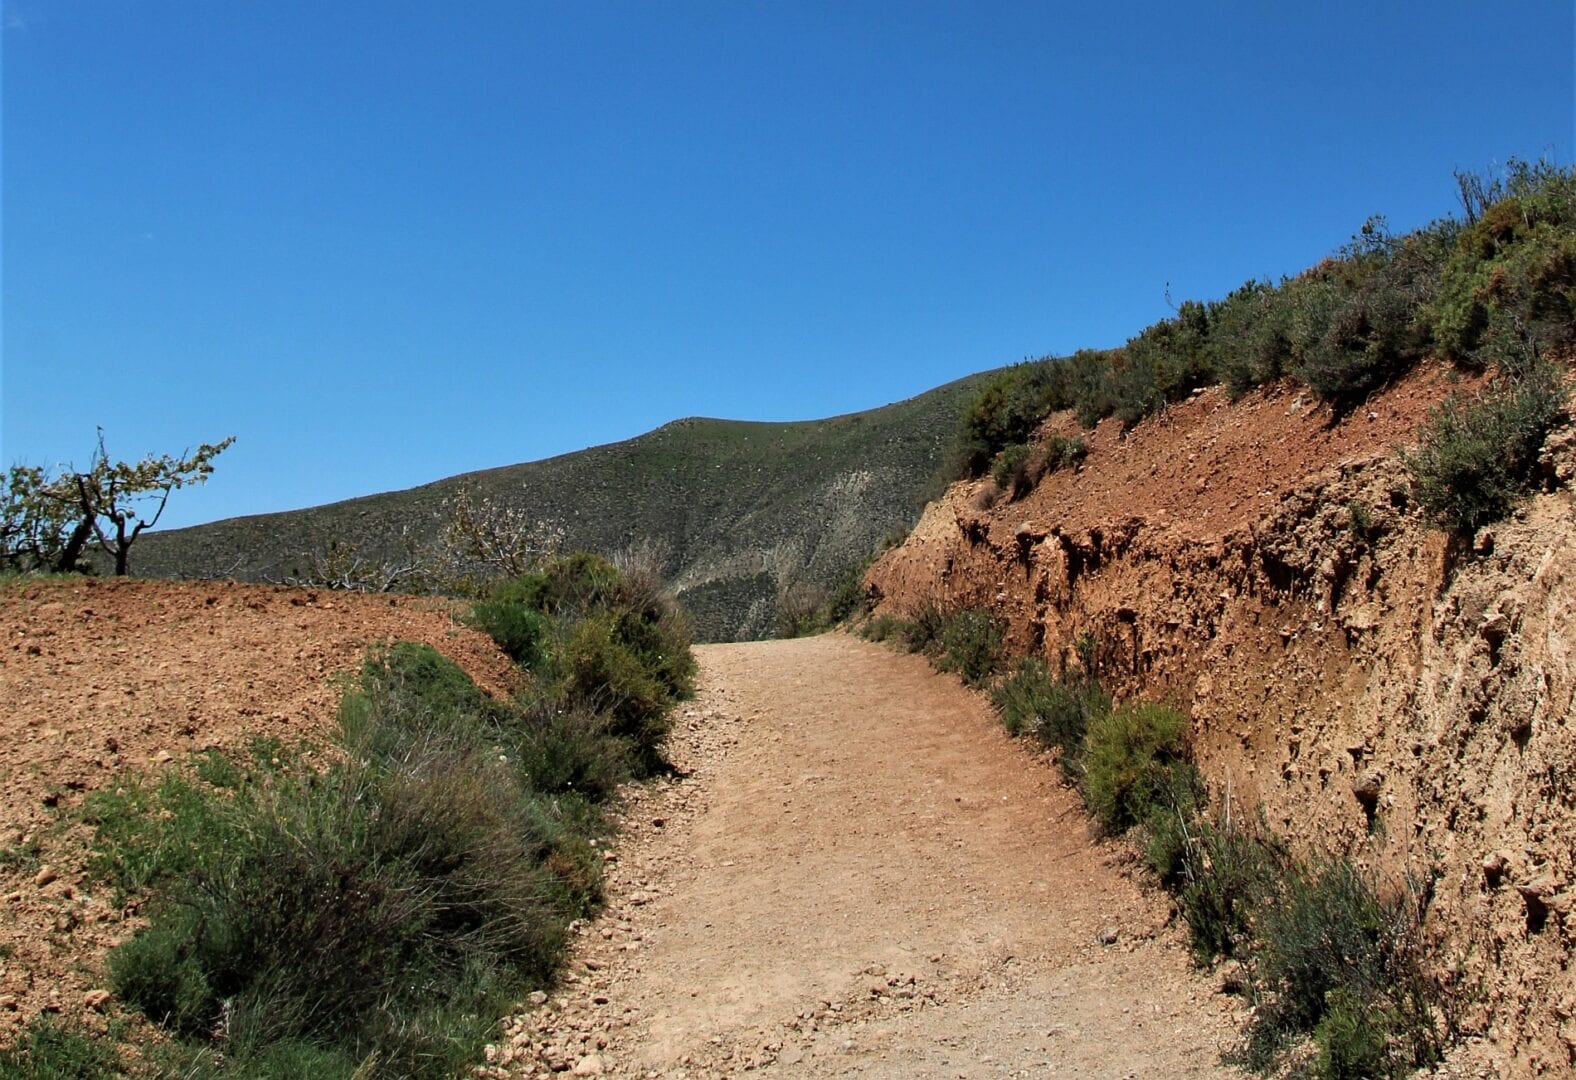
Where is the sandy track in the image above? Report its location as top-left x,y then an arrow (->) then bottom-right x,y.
493,635 -> 1243,1078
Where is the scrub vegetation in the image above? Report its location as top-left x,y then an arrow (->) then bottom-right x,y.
950,160 -> 1573,526
79,553 -> 694,1078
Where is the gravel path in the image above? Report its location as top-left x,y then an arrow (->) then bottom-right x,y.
485,634 -> 1244,1078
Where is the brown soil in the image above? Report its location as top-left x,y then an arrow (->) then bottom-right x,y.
867,361 -> 1576,1076
485,636 -> 1245,1078
0,576 -> 519,1031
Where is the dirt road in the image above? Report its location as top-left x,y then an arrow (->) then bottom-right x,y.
490,635 -> 1244,1078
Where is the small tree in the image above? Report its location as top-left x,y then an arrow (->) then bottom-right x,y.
2,431 -> 234,576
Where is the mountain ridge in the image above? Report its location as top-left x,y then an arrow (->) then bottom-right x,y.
133,372 -> 987,640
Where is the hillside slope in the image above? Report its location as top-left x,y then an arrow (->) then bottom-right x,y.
134,376 -> 980,641
865,361 -> 1576,1075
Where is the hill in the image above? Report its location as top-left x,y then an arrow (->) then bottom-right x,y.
132,374 -> 982,640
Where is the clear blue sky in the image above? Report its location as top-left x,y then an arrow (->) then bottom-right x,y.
3,1 -> 1572,529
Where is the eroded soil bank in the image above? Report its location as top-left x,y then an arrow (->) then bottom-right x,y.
867,364 -> 1576,1075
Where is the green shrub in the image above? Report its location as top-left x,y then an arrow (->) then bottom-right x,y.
990,658 -> 1110,781
1046,434 -> 1087,470
1138,764 -> 1205,889
990,442 -> 1036,498
859,614 -> 900,642
936,607 -> 1004,688
1428,160 -> 1576,365
1244,859 -> 1441,1075
559,612 -> 671,764
899,599 -> 949,655
955,361 -> 1061,477
1080,702 -> 1191,834
1291,219 -> 1445,409
1313,987 -> 1395,1080
1062,349 -> 1116,428
1176,816 -> 1289,965
0,1016 -> 120,1080
1404,360 -> 1567,533
89,643 -> 614,1078
1208,279 -> 1294,396
470,597 -> 550,671
504,552 -> 622,618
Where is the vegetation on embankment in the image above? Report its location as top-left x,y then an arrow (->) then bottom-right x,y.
950,159 -> 1573,535
10,554 -> 695,1079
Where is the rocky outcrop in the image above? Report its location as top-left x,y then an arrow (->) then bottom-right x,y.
867,366 -> 1576,1074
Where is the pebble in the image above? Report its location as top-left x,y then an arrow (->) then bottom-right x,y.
33,866 -> 57,888
573,1054 -> 605,1075
1096,926 -> 1119,946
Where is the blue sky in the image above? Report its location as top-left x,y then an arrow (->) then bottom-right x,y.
3,1 -> 1572,529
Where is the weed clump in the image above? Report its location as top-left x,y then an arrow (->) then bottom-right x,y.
990,657 -> 1110,781
935,608 -> 1004,687
0,1016 -> 121,1079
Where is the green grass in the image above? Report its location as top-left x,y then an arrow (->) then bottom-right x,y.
0,1016 -> 121,1080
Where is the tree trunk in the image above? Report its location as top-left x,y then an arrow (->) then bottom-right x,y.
54,516 -> 94,573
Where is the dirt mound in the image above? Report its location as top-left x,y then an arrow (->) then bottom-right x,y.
867,361 -> 1576,1075
0,577 -> 518,1034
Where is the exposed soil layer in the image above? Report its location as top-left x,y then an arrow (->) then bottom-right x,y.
0,577 -> 519,1033
484,636 -> 1245,1078
867,362 -> 1576,1076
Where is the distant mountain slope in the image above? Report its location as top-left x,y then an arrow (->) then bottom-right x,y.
134,374 -> 982,640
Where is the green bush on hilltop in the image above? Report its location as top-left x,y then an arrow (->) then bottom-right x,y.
946,160 -> 1574,474
1404,357 -> 1567,534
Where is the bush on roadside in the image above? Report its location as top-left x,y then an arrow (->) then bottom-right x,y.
936,607 -> 1005,688
1242,859 -> 1442,1076
1175,815 -> 1290,965
1080,702 -> 1193,835
858,614 -> 900,643
990,657 -> 1111,781
469,596 -> 551,671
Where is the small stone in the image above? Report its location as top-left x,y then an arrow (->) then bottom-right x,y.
0,996 -> 16,1011
1483,853 -> 1509,887
528,991 -> 549,1007
33,866 -> 57,888
1096,926 -> 1119,946
1351,770 -> 1383,810
572,1055 -> 605,1076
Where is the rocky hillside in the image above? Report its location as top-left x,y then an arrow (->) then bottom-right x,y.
133,375 -> 980,641
866,361 -> 1576,1075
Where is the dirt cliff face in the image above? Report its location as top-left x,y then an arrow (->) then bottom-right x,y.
866,361 -> 1576,1074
